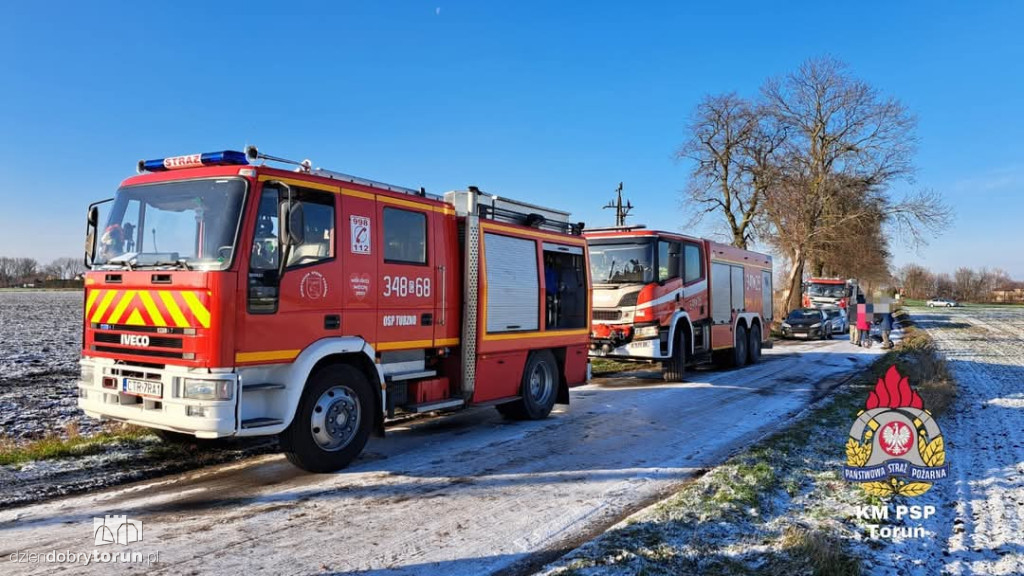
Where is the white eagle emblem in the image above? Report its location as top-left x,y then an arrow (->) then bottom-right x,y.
882,422 -> 911,455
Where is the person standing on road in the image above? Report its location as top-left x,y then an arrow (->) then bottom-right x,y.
856,299 -> 871,348
849,293 -> 864,345
880,311 -> 894,349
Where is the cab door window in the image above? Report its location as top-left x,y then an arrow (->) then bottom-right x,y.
658,240 -> 681,282
683,243 -> 703,284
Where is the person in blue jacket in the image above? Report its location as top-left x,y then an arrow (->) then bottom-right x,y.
879,311 -> 894,349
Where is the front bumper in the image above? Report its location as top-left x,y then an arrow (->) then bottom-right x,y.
781,326 -> 823,339
77,357 -> 238,438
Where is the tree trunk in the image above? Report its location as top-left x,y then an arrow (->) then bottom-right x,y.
783,248 -> 805,313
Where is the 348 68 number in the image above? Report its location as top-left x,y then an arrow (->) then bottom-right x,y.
383,276 -> 431,298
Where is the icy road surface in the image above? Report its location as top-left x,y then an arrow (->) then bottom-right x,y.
0,339 -> 882,575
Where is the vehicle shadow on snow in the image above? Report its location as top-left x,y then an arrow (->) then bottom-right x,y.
0,348 -> 881,535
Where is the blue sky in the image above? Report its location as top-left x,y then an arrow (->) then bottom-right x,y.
1,1 -> 1021,277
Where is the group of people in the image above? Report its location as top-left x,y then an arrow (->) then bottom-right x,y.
846,293 -> 895,349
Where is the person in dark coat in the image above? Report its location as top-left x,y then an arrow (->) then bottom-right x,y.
849,293 -> 864,345
880,311 -> 894,349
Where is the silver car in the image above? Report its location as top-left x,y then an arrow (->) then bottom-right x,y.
821,306 -> 848,335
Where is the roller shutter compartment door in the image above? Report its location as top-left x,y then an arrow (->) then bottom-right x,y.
484,233 -> 539,333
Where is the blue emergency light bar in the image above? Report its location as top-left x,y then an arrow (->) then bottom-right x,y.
137,150 -> 249,173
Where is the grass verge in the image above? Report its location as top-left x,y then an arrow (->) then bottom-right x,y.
544,310 -> 953,576
0,423 -> 155,466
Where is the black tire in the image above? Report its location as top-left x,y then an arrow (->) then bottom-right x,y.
732,324 -> 749,368
662,328 -> 686,382
280,363 -> 374,473
496,350 -> 559,420
747,324 -> 762,364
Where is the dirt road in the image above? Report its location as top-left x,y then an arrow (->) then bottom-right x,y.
0,338 -> 881,575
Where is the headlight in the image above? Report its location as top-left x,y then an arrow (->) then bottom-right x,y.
183,378 -> 234,401
80,363 -> 95,384
809,322 -> 821,328
635,325 -> 660,339
781,322 -> 791,329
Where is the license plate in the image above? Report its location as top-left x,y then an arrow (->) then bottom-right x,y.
123,378 -> 162,398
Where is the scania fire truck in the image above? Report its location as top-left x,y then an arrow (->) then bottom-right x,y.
587,227 -> 773,381
802,277 -> 856,309
78,147 -> 590,472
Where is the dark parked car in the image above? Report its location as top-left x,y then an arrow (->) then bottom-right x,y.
780,308 -> 831,340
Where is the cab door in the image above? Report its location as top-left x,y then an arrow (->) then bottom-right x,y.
375,202 -> 435,351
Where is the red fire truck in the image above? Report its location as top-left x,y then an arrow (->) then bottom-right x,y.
78,147 -> 590,472
586,227 -> 773,380
802,277 -> 855,309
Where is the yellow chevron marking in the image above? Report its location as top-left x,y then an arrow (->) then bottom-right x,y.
138,291 -> 167,327
181,291 -> 211,328
106,290 -> 136,325
85,290 -> 99,315
159,291 -> 190,328
91,290 -> 118,323
125,309 -> 145,326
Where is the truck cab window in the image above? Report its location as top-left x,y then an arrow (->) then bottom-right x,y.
384,207 -> 427,265
286,192 -> 335,268
683,243 -> 702,284
658,240 -> 681,283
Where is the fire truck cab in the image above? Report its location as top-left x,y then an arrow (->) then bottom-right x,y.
78,147 -> 590,472
587,227 -> 773,380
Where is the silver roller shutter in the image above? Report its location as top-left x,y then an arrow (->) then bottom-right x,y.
484,233 -> 539,332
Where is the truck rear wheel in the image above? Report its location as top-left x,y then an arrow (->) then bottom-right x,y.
281,363 -> 373,473
747,324 -> 762,364
496,350 -> 558,420
662,329 -> 685,382
732,325 -> 749,368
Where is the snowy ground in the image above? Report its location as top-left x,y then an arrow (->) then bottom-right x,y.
0,291 -> 96,439
0,335 -> 883,575
877,306 -> 1024,574
0,291 -> 276,509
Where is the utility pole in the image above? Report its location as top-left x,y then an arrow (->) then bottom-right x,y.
603,182 -> 633,227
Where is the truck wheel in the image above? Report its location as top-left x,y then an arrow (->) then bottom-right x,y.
280,363 -> 373,473
747,324 -> 762,364
662,329 -> 685,382
496,350 -> 558,420
732,325 -> 748,368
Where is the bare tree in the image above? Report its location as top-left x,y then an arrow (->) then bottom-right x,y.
12,258 -> 38,283
761,56 -> 930,311
678,94 -> 783,249
50,257 -> 85,280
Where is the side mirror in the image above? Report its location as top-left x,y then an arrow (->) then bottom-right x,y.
84,199 -> 112,268
287,202 -> 305,246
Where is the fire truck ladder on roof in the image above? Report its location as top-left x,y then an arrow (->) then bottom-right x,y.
245,146 -> 441,200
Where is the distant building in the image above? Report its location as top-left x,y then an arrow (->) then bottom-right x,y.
991,283 -> 1024,303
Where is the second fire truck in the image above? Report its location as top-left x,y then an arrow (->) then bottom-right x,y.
78,147 -> 590,472
587,227 -> 773,380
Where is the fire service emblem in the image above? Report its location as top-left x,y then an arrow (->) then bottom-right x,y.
844,365 -> 949,497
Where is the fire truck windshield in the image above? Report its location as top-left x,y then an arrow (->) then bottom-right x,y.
588,239 -> 655,284
94,178 -> 247,270
808,283 -> 846,298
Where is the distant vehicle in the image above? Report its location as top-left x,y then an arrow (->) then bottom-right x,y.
802,277 -> 855,309
926,298 -> 959,308
780,308 -> 831,340
821,305 -> 847,335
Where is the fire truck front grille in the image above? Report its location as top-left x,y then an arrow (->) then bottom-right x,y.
593,309 -> 623,321
94,333 -> 184,349
93,345 -> 186,359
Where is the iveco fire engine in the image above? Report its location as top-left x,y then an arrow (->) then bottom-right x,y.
78,147 -> 590,472
586,227 -> 773,381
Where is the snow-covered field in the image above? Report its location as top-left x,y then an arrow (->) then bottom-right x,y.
878,306 -> 1024,574
0,291 -> 94,439
0,334 -> 883,575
